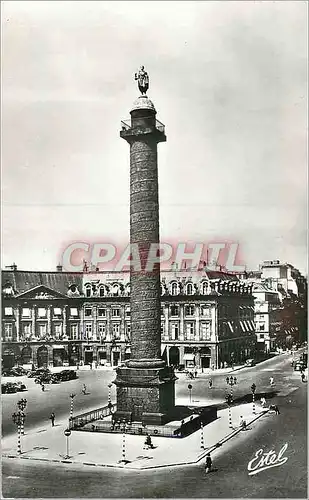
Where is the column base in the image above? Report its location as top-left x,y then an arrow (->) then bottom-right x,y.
113,363 -> 177,423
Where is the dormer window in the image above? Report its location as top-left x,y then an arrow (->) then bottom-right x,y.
4,307 -> 13,316
186,283 -> 194,295
170,282 -> 179,296
112,284 -> 119,296
85,285 -> 91,298
99,286 -> 106,297
201,281 -> 211,295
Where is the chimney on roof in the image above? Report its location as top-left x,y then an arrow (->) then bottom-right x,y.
56,264 -> 63,272
5,263 -> 17,271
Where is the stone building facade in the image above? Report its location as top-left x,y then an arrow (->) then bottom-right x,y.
2,267 -> 256,370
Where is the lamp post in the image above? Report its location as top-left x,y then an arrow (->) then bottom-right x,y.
64,428 -> 71,459
226,376 -> 237,401
200,421 -> 205,449
251,383 -> 256,415
12,411 -> 25,454
69,393 -> 76,424
188,384 -> 193,404
108,383 -> 112,405
17,398 -> 27,435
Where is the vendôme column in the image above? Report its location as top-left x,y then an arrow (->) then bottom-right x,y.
114,67 -> 176,425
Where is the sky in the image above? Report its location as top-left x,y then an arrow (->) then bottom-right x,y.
1,1 -> 308,274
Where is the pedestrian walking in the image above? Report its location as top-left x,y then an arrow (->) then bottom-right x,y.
208,378 -> 213,389
260,397 -> 267,408
269,377 -> 274,386
49,412 -> 55,427
301,373 -> 306,382
274,405 -> 280,415
143,433 -> 154,450
82,384 -> 87,395
41,383 -> 45,392
194,369 -> 198,378
205,453 -> 212,474
239,415 -> 247,430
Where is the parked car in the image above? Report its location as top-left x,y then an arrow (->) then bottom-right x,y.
34,373 -> 53,384
294,362 -> 305,372
2,382 -> 18,394
2,381 -> 26,393
15,381 -> 27,391
2,366 -> 28,377
245,359 -> 256,367
28,368 -> 50,378
58,370 -> 77,381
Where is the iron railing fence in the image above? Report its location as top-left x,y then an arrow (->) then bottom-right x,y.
69,403 -> 116,430
120,118 -> 165,134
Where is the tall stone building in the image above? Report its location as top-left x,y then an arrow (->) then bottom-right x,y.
1,266 -> 256,371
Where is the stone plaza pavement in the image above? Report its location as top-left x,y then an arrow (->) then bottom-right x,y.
2,403 -> 270,470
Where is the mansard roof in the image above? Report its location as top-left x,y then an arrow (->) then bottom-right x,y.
2,270 -> 83,296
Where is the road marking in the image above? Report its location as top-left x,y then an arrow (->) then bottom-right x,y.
7,476 -> 20,479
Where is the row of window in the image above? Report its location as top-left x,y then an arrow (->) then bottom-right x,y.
4,304 -> 213,319
3,321 -> 212,341
84,281 -> 212,297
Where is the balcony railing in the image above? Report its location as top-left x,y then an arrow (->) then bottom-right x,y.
121,118 -> 165,134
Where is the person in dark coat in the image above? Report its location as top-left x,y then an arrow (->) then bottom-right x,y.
144,433 -> 154,450
274,405 -> 280,415
205,453 -> 212,474
50,412 -> 55,427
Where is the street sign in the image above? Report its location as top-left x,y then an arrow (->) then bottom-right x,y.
64,429 -> 71,437
188,384 -> 192,390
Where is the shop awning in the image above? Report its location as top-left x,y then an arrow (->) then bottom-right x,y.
240,321 -> 246,332
52,345 -> 65,349
161,345 -> 166,355
183,354 -> 195,361
249,320 -> 256,330
228,321 -> 234,333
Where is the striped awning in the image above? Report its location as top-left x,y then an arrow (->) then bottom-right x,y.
227,321 -> 234,333
240,321 -> 247,332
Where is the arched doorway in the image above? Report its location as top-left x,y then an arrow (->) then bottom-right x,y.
21,346 -> 32,365
53,347 -> 68,367
37,346 -> 48,368
169,346 -> 180,367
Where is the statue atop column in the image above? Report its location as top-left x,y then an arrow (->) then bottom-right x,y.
135,65 -> 149,95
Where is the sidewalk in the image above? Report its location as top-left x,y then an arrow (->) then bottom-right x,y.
2,403 -> 270,470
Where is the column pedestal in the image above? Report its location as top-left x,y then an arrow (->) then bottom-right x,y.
114,363 -> 176,424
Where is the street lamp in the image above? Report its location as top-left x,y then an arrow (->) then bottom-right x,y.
12,411 -> 25,454
17,399 -> 27,435
69,393 -> 76,423
108,383 -> 113,406
251,383 -> 256,415
226,376 -> 237,401
188,384 -> 193,404
200,421 -> 205,449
